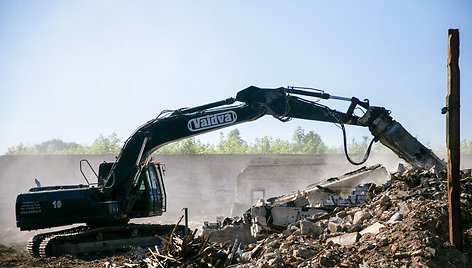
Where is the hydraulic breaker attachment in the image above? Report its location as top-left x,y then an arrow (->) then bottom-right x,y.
360,107 -> 446,171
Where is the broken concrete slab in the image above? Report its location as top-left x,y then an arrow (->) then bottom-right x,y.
270,206 -> 326,227
386,212 -> 402,224
353,210 -> 372,225
204,165 -> 392,246
360,222 -> 385,235
203,167 -> 472,268
202,224 -> 257,245
326,232 -> 361,246
253,216 -> 267,227
327,220 -> 343,233
300,219 -> 324,235
273,164 -> 390,208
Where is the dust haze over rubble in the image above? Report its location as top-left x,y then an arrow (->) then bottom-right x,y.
2,153 -> 472,268
2,153 -> 472,255
0,153 -> 412,249
0,154 -> 245,249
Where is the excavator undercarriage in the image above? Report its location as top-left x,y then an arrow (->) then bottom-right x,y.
28,224 -> 184,257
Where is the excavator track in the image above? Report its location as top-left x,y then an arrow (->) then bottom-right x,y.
28,224 -> 183,257
27,226 -> 87,257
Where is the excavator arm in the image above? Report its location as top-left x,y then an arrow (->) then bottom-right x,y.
15,85 -> 446,256
102,86 -> 445,213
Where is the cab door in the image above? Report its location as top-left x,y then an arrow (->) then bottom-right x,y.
145,163 -> 166,216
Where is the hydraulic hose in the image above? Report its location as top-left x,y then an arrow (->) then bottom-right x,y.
340,122 -> 377,165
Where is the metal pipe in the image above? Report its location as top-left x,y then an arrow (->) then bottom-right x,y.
135,136 -> 149,166
286,88 -> 331,99
329,95 -> 352,102
183,208 -> 189,236
181,98 -> 235,114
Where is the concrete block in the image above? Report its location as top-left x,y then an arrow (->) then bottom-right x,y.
271,206 -> 326,227
254,216 -> 267,227
293,197 -> 309,207
328,221 -> 342,233
250,206 -> 267,218
300,220 -> 315,235
312,224 -> 325,236
293,247 -> 317,259
203,224 -> 256,245
299,219 -> 323,235
398,203 -> 410,216
251,223 -> 264,238
360,222 -> 385,235
353,211 -> 371,225
326,232 -> 361,246
387,212 -> 402,224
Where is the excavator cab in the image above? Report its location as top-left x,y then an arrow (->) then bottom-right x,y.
129,162 -> 167,218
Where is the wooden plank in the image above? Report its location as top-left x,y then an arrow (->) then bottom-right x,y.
446,28 -> 462,250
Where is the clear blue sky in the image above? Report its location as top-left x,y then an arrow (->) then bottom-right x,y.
0,1 -> 471,154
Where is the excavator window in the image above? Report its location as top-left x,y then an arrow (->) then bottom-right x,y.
141,163 -> 166,214
146,168 -> 160,202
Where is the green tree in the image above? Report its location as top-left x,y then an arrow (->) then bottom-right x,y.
271,138 -> 293,154
250,136 -> 273,153
216,129 -> 248,154
87,133 -> 121,154
4,128 -> 336,155
347,136 -> 370,154
6,139 -> 87,155
35,139 -> 85,154
156,137 -> 214,154
461,139 -> 472,154
249,137 -> 293,154
290,126 -> 326,154
5,143 -> 37,155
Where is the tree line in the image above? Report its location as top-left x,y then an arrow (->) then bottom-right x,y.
5,134 -> 122,155
5,127 -> 472,155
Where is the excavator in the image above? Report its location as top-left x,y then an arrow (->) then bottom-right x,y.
15,86 -> 445,257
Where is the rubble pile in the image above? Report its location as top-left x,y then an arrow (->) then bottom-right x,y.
5,167 -> 471,267
231,168 -> 472,267
120,167 -> 472,267
141,228 -> 241,267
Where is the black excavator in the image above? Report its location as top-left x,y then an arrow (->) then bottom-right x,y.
16,86 -> 445,257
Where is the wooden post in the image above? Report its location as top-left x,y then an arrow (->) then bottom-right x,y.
446,28 -> 462,250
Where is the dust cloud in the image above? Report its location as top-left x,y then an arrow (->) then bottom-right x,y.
0,155 -> 116,249
0,154 -> 251,250
2,153 -> 468,251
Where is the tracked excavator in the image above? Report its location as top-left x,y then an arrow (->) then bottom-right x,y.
16,86 -> 445,257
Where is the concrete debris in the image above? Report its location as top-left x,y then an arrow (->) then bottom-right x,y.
157,166 -> 470,268
10,165 -> 472,268
353,210 -> 372,225
270,206 -> 327,227
204,165 -> 390,245
359,222 -> 386,235
4,164 -> 472,267
6,165 -> 472,268
222,167 -> 472,268
326,232 -> 361,246
274,164 -> 390,208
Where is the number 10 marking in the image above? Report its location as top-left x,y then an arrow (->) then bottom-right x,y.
53,200 -> 62,208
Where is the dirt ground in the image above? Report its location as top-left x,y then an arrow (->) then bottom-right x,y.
0,244 -> 141,268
